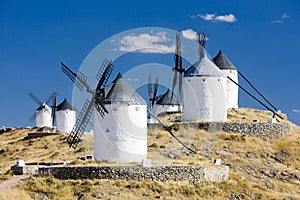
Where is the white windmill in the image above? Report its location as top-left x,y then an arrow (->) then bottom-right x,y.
56,98 -> 76,133
61,61 -> 147,163
155,89 -> 180,116
94,73 -> 147,162
35,104 -> 52,127
213,50 -> 238,109
183,33 -> 227,122
28,91 -> 56,127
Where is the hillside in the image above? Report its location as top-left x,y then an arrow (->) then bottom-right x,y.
0,108 -> 299,200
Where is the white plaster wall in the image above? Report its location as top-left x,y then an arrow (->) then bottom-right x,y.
94,104 -> 147,162
223,69 -> 238,108
183,76 -> 227,121
56,110 -> 76,133
36,109 -> 52,127
155,105 -> 180,116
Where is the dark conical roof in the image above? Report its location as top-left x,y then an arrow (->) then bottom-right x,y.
213,50 -> 237,70
56,98 -> 75,111
156,89 -> 179,105
103,73 -> 146,105
102,72 -> 121,95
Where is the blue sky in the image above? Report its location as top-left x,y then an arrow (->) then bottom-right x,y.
1,0 -> 300,127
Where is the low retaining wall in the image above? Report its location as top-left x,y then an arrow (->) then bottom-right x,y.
11,165 -> 39,175
222,122 -> 290,139
149,122 -> 291,139
38,165 -> 229,185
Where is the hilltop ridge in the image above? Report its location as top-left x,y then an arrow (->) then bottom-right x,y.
0,108 -> 299,199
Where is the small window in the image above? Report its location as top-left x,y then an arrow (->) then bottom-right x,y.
218,79 -> 220,82
188,79 -> 191,82
202,79 -> 205,81
135,106 -> 140,111
106,128 -> 110,132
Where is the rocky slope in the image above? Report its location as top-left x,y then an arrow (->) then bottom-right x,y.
0,108 -> 299,199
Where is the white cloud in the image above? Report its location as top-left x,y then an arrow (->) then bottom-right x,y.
192,13 -> 237,23
271,20 -> 283,24
292,109 -> 300,113
182,29 -> 198,40
181,29 -> 209,42
112,32 -> 174,54
282,13 -> 289,19
201,14 -> 216,21
271,13 -> 289,24
214,14 -> 237,23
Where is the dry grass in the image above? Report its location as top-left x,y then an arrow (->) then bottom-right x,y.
227,107 -> 288,123
0,188 -> 32,200
0,108 -> 299,199
15,177 -> 234,200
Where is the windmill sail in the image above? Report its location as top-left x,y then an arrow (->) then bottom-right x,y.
28,92 -> 43,105
94,59 -> 114,117
153,76 -> 158,108
28,92 -> 44,122
95,60 -> 114,91
148,73 -> 158,114
61,62 -> 88,91
51,89 -> 57,126
96,59 -> 112,80
62,59 -> 114,148
67,98 -> 94,148
29,112 -> 36,122
172,32 -> 183,110
148,73 -> 153,109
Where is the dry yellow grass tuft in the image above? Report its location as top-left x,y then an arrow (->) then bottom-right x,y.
0,188 -> 32,200
227,107 -> 288,123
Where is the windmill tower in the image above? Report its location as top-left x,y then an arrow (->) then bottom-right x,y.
171,31 -> 184,112
155,89 -> 180,116
213,50 -> 238,108
147,73 -> 158,124
56,98 -> 76,133
28,91 -> 56,127
35,104 -> 52,127
183,32 -> 227,121
94,73 -> 147,162
61,61 -> 147,162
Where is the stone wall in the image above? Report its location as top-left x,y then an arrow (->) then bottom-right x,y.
11,165 -> 39,175
149,122 -> 291,139
221,122 -> 290,139
38,165 -> 229,185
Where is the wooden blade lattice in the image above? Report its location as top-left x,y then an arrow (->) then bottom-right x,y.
67,98 -> 94,148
